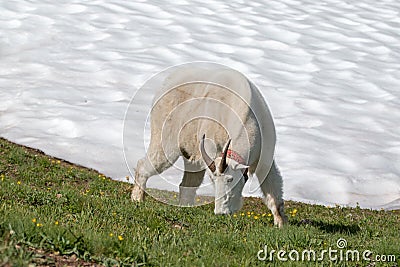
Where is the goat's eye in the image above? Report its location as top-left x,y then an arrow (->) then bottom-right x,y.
227,177 -> 233,183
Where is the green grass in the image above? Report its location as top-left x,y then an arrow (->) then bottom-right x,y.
0,137 -> 399,266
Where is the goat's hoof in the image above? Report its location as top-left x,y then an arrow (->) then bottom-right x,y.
131,186 -> 145,202
274,217 -> 287,228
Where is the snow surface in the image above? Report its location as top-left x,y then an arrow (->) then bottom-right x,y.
1,0 -> 400,209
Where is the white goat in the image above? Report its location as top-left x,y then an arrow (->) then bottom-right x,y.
132,66 -> 287,227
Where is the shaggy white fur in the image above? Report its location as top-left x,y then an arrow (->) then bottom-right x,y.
132,66 -> 287,227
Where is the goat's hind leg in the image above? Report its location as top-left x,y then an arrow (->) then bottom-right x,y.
131,157 -> 151,202
132,149 -> 179,202
258,160 -> 288,227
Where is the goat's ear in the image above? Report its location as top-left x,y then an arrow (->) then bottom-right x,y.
233,163 -> 249,170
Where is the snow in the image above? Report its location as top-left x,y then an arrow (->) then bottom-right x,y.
1,0 -> 400,210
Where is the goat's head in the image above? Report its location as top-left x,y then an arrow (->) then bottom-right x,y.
200,134 -> 248,214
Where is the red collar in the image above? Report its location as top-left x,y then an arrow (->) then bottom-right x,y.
221,149 -> 248,182
225,149 -> 246,165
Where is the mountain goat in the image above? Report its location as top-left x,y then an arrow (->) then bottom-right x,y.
132,66 -> 287,227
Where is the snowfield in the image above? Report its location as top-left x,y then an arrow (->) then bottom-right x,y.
1,0 -> 399,209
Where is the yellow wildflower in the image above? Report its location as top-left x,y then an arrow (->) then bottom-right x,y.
32,218 -> 37,223
17,181 -> 21,185
254,216 -> 259,220
118,235 -> 124,241
55,221 -> 59,225
109,233 -> 114,237
291,209 -> 298,216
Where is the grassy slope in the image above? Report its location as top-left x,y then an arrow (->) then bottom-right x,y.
0,137 -> 399,266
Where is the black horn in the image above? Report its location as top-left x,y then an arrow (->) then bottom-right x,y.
219,138 -> 231,173
200,134 -> 216,172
